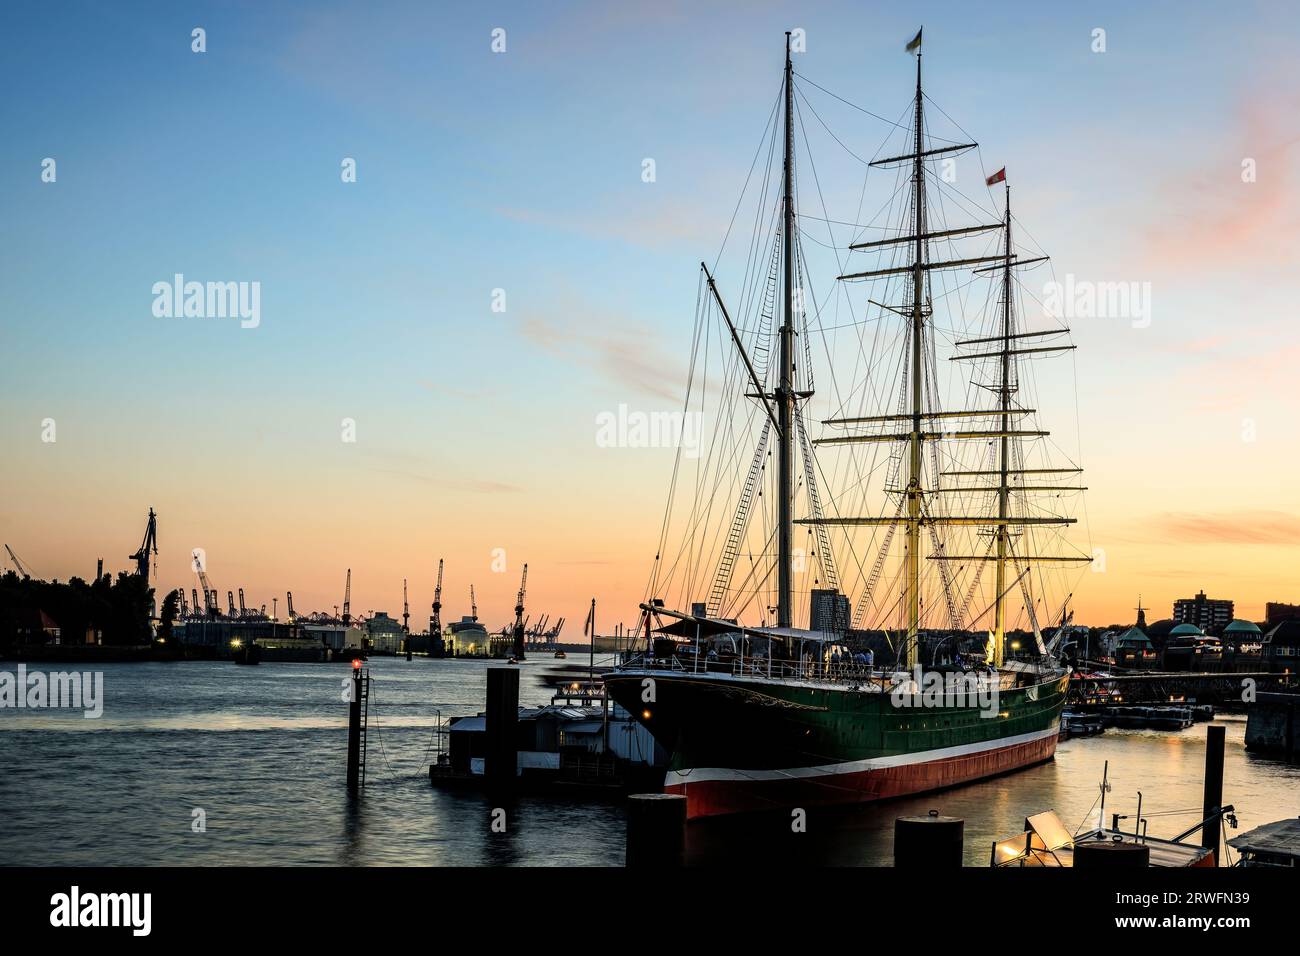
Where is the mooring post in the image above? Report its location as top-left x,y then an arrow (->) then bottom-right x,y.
894,810 -> 964,867
1074,836 -> 1150,868
485,667 -> 519,786
346,659 -> 363,794
1201,723 -> 1226,863
625,793 -> 687,867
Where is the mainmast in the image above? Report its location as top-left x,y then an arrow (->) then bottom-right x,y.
904,47 -> 926,670
776,32 -> 796,629
993,180 -> 1013,668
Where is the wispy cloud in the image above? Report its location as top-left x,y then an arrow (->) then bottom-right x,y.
1146,510 -> 1300,545
374,468 -> 524,495
517,307 -> 685,402
1143,83 -> 1300,271
495,198 -> 723,252
1161,340 -> 1300,411
363,448 -> 523,494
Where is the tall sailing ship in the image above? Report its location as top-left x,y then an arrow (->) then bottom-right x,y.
604,30 -> 1093,819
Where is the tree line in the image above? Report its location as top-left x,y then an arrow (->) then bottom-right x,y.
0,570 -> 162,647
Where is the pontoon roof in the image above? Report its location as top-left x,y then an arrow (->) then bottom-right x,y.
643,604 -> 842,643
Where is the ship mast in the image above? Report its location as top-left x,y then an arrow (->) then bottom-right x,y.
992,179 -> 1012,668
803,29 -> 1090,668
904,48 -> 926,669
777,31 -> 796,629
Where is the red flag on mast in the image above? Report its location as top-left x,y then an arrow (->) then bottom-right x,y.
986,167 -> 1006,186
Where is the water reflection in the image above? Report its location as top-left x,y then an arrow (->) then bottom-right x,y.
1,659 -> 1295,866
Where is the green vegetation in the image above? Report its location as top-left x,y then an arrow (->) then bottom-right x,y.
0,570 -> 155,647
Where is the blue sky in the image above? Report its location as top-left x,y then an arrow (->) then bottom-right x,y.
2,1 -> 1298,625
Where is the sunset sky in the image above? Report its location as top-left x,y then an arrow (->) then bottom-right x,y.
2,1 -> 1298,631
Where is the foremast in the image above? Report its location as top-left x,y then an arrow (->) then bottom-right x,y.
776,31 -> 797,629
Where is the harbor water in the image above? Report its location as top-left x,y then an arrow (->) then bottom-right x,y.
2,658 -> 1296,866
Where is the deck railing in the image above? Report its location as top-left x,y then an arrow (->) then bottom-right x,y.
616,650 -> 1052,692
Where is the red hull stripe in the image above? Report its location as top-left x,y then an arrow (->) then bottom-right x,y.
665,726 -> 1059,818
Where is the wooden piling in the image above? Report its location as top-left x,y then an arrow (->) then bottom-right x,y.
1074,838 -> 1150,868
485,667 -> 520,785
894,810 -> 964,867
346,662 -> 363,793
626,793 -> 687,867
1201,724 -> 1226,863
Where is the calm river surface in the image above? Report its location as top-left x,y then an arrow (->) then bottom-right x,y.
2,657 -> 1296,866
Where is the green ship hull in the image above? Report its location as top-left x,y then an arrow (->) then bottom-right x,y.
605,666 -> 1067,818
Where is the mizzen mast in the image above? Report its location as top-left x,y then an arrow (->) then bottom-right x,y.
904,42 -> 926,669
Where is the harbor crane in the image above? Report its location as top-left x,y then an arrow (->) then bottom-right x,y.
227,591 -> 237,618
129,508 -> 158,586
343,569 -> 352,625
4,544 -> 35,579
286,591 -> 296,622
403,578 -> 411,660
192,549 -> 217,618
525,615 -> 565,649
190,588 -> 202,619
512,563 -> 528,660
197,577 -> 216,617
429,559 -> 444,636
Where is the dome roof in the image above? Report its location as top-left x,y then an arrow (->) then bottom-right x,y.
1169,623 -> 1203,636
1223,619 -> 1261,634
